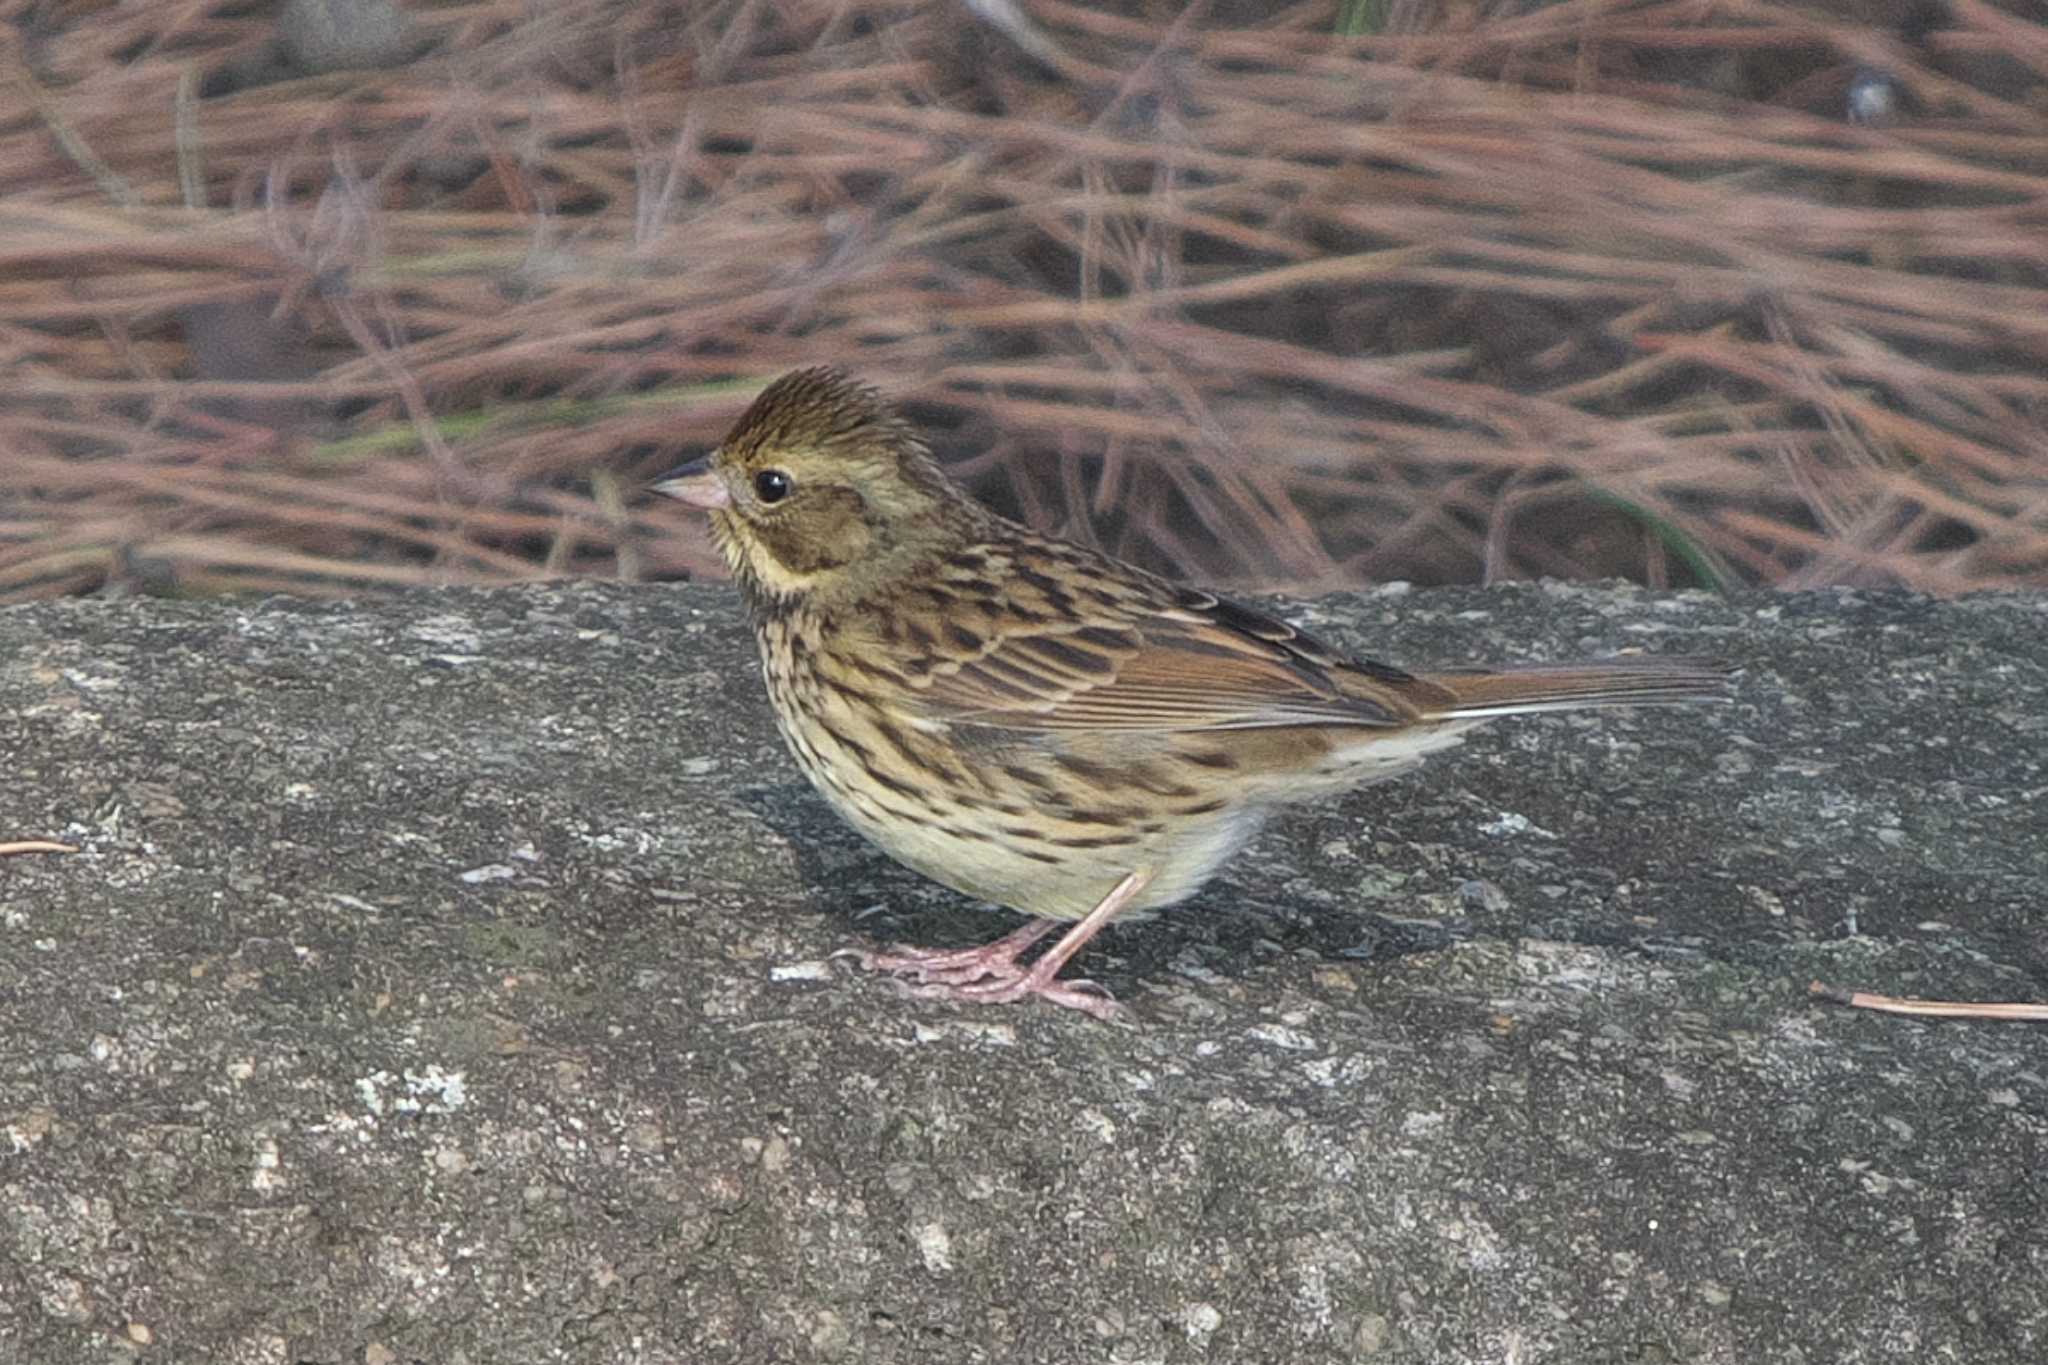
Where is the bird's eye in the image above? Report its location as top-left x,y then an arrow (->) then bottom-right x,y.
753,469 -> 792,504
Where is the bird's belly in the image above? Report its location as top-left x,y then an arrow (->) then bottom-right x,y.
826,784 -> 1267,922
764,680 -> 1266,921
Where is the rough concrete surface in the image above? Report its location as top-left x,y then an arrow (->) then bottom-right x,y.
1,580 -> 2043,1365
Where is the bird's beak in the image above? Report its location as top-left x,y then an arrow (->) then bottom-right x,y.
650,456 -> 731,510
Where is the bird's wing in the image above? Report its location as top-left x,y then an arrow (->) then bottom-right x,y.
899,572 -> 1433,734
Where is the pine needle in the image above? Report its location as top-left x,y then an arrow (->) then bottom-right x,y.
1809,980 -> 2048,1023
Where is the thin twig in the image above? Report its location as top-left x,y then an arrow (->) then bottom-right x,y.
1810,980 -> 2048,1022
3,51 -> 137,206
0,841 -> 78,857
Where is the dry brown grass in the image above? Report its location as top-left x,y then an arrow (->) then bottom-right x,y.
3,0 -> 2045,602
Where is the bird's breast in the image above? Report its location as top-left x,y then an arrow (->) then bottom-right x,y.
749,619 -> 1269,920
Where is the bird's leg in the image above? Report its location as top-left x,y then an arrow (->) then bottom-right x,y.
851,916 -> 1059,987
891,870 -> 1154,1020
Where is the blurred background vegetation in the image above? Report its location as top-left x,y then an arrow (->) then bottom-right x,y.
2,0 -> 2044,603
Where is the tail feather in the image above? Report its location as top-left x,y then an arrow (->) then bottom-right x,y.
1418,655 -> 1735,720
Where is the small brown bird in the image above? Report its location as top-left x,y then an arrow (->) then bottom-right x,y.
655,369 -> 1730,1018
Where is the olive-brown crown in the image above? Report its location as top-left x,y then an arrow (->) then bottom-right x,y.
703,368 -> 979,604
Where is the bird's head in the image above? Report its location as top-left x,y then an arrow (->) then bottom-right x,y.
653,368 -> 970,607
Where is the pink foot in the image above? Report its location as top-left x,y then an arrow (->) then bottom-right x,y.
905,971 -> 1124,1021
843,871 -> 1154,1022
848,918 -> 1057,987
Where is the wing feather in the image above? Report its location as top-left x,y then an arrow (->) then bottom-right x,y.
909,590 -> 1417,733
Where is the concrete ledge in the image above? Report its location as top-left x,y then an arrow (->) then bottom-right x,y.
2,581 -> 2043,1363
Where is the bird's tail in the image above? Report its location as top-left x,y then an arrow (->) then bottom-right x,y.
1417,656 -> 1735,720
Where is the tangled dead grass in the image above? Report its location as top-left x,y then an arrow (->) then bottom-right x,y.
2,0 -> 2045,602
